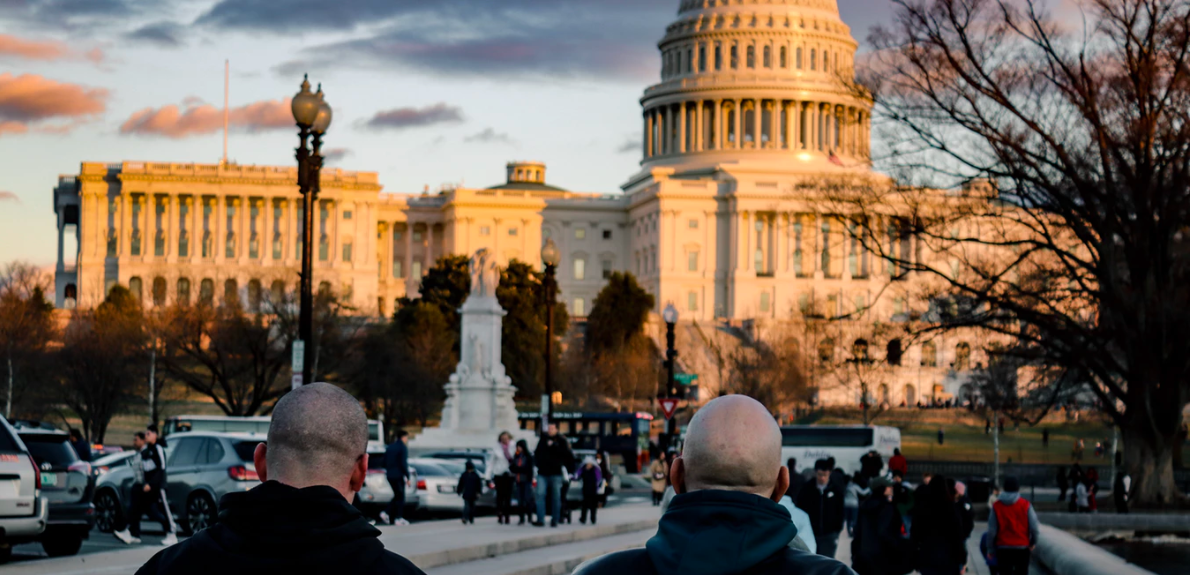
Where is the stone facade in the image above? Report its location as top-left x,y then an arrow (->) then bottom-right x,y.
51,0 -> 997,406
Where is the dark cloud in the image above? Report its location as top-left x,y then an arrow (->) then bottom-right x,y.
322,147 -> 351,163
617,138 -> 640,154
219,0 -> 673,81
0,0 -> 148,31
464,128 -> 513,145
363,103 -> 463,130
125,21 -> 185,48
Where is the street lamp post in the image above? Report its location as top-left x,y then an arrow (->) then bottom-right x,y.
662,303 -> 679,446
291,75 -> 332,386
540,239 -> 561,436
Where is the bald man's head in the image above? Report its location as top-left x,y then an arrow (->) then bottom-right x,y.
674,395 -> 787,501
260,383 -> 369,497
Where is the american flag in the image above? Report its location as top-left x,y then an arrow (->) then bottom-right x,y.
828,152 -> 844,166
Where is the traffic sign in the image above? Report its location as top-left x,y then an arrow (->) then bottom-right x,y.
291,374 -> 302,389
658,397 -> 680,420
675,373 -> 699,385
292,340 -> 305,373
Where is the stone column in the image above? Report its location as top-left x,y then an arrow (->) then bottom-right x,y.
287,198 -> 298,265
713,99 -> 722,150
693,101 -> 702,151
645,110 -> 654,157
733,99 -> 742,149
678,102 -> 687,154
742,211 -> 752,272
751,100 -> 761,148
727,205 -> 739,272
784,102 -> 794,150
167,195 -> 179,262
768,101 -> 778,149
404,220 -> 415,291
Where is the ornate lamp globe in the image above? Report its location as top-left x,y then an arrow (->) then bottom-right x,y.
663,302 -> 679,324
291,75 -> 320,127
311,85 -> 333,134
541,238 -> 561,268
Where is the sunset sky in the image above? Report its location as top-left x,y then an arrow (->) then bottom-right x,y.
0,0 -> 895,267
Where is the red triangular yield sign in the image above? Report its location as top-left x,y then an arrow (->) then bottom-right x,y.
658,397 -> 679,420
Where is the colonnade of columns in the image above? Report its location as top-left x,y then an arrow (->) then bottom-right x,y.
643,98 -> 869,159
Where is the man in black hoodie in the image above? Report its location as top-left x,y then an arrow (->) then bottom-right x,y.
573,395 -> 854,575
797,459 -> 847,558
134,382 -> 425,575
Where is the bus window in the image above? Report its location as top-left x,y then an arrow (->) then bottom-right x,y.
559,421 -> 574,434
611,422 -> 631,437
636,419 -> 651,435
780,428 -> 874,447
523,419 -> 537,432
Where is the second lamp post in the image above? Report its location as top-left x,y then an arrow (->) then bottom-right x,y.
291,75 -> 332,387
540,239 -> 561,436
663,302 -> 679,445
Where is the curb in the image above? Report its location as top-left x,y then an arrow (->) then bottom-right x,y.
408,519 -> 657,570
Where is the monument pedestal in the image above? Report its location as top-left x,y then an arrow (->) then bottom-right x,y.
409,249 -> 537,453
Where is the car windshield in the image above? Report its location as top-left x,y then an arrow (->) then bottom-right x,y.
410,461 -> 452,477
21,434 -> 79,468
232,440 -> 264,462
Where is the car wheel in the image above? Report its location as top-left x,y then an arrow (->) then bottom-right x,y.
94,489 -> 122,533
41,535 -> 83,557
184,492 -> 217,535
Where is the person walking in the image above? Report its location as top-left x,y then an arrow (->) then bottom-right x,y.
888,448 -> 908,478
1066,464 -> 1083,512
851,477 -> 912,575
533,424 -> 573,527
1056,466 -> 1068,502
1113,467 -> 1131,514
379,430 -> 410,526
796,459 -> 846,559
912,475 -> 966,575
649,454 -> 668,506
143,427 -> 178,546
954,480 -> 975,541
786,457 -> 809,501
595,451 -> 614,507
456,461 -> 482,525
937,427 -> 945,446
509,439 -> 535,525
133,382 -> 425,575
844,472 -> 869,538
492,431 -> 514,524
574,456 -> 602,525
573,395 -> 853,575
69,428 -> 91,462
1085,466 -> 1100,512
114,432 -> 175,546
861,450 -> 885,480
1042,429 -> 1049,448
987,477 -> 1040,575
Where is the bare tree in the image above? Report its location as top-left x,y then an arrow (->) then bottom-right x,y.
0,262 -> 55,419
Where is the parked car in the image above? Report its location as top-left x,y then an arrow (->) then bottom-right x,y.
0,416 -> 48,563
566,449 -> 621,505
421,450 -> 498,508
357,450 -> 419,519
409,458 -> 473,515
90,451 -> 135,479
94,431 -> 264,535
14,426 -> 94,557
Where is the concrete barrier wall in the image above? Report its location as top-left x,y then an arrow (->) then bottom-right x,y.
1038,512 -> 1190,531
1033,524 -> 1155,575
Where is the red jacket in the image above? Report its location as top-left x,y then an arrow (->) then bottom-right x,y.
888,454 -> 908,476
992,497 -> 1034,548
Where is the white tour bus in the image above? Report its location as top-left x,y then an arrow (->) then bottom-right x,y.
780,425 -> 901,476
163,415 -> 386,450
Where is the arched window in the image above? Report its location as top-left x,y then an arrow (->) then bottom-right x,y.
128,277 -> 143,303
270,280 -> 285,304
177,278 -> 191,306
905,384 -> 917,406
796,47 -> 803,69
818,338 -> 834,365
699,45 -> 707,72
852,339 -> 870,360
318,281 -> 332,296
730,45 -> 738,68
152,277 -> 167,307
763,45 -> 771,68
574,257 -> 586,280
879,384 -> 890,406
886,339 -> 903,366
64,284 -> 77,309
810,48 -> 817,70
823,51 -> 829,71
223,279 -> 238,306
247,279 -> 262,312
920,341 -> 937,367
199,279 -> 214,305
955,342 -> 972,371
780,46 -> 787,68
746,45 -> 755,68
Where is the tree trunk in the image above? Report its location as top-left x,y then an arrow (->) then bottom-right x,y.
1125,426 -> 1183,507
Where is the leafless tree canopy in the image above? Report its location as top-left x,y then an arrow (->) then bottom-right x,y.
858,0 -> 1190,504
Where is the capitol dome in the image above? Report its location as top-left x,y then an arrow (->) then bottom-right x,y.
639,0 -> 871,171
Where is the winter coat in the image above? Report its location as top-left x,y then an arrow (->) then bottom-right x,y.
573,489 -> 856,575
956,495 -> 975,540
456,470 -> 482,501
778,495 -> 818,554
384,440 -> 409,482
509,451 -> 535,484
911,499 -> 967,572
851,497 -> 912,575
135,481 -> 425,575
845,482 -> 870,508
575,465 -> 603,499
141,446 -> 165,491
534,434 -> 574,476
491,442 -> 512,477
987,492 -> 1040,551
650,459 -> 669,492
796,481 -> 846,535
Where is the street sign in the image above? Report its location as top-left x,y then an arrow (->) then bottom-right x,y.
658,397 -> 679,420
675,373 -> 699,385
292,340 -> 305,373
291,374 -> 302,390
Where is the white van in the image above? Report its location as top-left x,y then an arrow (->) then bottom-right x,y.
780,425 -> 901,476
163,415 -> 386,450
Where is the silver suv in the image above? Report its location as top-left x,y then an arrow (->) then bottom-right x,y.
0,416 -> 48,563
94,431 -> 264,535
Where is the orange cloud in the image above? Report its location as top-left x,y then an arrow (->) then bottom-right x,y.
0,73 -> 108,135
0,35 -> 104,64
119,98 -> 294,138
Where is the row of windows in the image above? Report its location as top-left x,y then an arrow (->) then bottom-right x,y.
544,227 -> 614,241
124,276 -> 335,311
662,41 -> 843,78
815,338 -> 973,369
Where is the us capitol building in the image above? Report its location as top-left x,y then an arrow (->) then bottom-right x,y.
50,0 -> 995,406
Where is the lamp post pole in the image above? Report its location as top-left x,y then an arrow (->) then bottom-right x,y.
291,76 -> 332,387
662,303 -> 679,447
540,239 -> 561,436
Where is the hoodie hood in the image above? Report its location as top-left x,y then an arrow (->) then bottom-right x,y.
646,490 -> 797,575
204,481 -> 387,570
998,491 -> 1021,506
